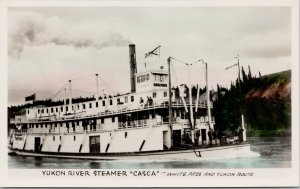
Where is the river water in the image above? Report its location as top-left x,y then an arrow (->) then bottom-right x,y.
8,137 -> 291,169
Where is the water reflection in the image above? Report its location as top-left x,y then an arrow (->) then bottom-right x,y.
8,137 -> 291,169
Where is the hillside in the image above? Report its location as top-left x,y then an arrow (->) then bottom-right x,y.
213,69 -> 291,137
246,70 -> 291,101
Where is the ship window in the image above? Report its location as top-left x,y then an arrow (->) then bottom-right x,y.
96,102 -> 98,108
110,100 -> 113,105
154,74 -> 166,82
51,108 -> 53,113
131,96 -> 134,102
66,106 -> 68,111
55,123 -> 57,128
125,132 -> 128,138
74,136 -> 76,141
164,92 -> 167,97
72,122 -> 76,127
46,109 -> 48,113
102,101 -> 105,106
53,136 -> 55,141
153,92 -> 157,98
125,96 -> 128,103
38,109 -> 40,114
77,121 -> 79,126
72,106 -> 74,110
60,136 -> 61,141
61,107 -> 63,112
101,118 -> 104,124
112,116 -> 115,122
83,104 -> 86,109
137,74 -> 150,83
89,103 -> 92,108
41,109 -> 44,114
77,105 -> 80,109
56,107 -> 58,112
154,83 -> 167,87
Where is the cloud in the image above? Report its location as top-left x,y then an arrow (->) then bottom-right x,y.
239,30 -> 291,58
8,11 -> 131,58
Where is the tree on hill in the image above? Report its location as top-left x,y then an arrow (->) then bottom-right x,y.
213,69 -> 291,137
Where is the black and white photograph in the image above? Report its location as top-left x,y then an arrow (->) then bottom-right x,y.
0,0 -> 299,187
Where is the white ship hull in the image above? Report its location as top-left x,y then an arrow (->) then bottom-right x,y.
10,143 -> 257,160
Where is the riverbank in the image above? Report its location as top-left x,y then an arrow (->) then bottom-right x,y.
247,128 -> 291,137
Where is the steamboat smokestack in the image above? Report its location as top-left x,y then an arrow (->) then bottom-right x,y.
129,44 -> 137,93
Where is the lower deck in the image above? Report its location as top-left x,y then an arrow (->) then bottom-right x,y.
11,123 -> 218,154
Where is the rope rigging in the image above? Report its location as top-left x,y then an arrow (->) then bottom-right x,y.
68,73 -> 95,82
46,84 -> 67,101
45,72 -> 122,102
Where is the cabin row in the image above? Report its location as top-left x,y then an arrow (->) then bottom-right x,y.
17,107 -> 215,134
26,89 -> 173,120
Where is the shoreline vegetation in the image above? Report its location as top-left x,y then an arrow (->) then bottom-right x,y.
8,68 -> 291,138
213,69 -> 291,137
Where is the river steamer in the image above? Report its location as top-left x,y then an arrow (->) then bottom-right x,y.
8,44 -> 253,160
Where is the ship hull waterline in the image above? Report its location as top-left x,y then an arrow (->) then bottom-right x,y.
9,143 -> 258,161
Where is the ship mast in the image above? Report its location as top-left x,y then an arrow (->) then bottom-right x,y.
95,74 -> 99,101
204,62 -> 212,130
68,80 -> 72,110
187,64 -> 195,143
64,88 -> 67,106
167,57 -> 173,148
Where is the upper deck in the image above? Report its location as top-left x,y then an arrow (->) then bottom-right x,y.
14,68 -> 212,124
12,96 -> 212,124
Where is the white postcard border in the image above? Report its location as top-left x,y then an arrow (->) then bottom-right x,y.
0,0 -> 299,187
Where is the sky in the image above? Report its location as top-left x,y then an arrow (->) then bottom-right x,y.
8,6 -> 291,105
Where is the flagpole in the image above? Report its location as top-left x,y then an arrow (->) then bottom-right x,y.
235,55 -> 246,142
226,55 -> 246,142
237,55 -> 241,83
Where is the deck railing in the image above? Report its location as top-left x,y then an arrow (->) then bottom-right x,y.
13,117 -> 215,135
117,119 -> 152,129
12,123 -> 167,135
24,100 -> 213,123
